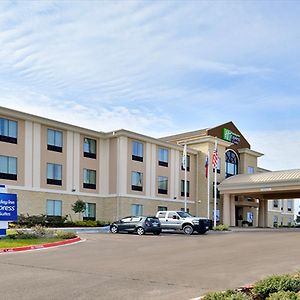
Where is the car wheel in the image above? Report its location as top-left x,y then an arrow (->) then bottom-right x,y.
153,231 -> 161,235
110,225 -> 118,234
136,227 -> 145,236
183,225 -> 194,235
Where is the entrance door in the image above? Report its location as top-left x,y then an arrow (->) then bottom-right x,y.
235,207 -> 243,226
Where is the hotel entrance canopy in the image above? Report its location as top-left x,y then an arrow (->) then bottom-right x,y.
218,169 -> 300,227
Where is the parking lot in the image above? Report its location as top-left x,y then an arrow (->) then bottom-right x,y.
1,230 -> 300,300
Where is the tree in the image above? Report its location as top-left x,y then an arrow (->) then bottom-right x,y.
72,199 -> 86,220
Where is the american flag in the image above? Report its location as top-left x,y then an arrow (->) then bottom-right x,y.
212,148 -> 218,169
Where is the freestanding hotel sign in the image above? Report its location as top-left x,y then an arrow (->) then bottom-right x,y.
0,185 -> 17,236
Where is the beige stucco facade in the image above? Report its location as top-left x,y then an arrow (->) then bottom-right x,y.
0,106 -> 297,226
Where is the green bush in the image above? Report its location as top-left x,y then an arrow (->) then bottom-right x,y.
253,274 -> 300,298
16,214 -> 68,228
267,291 -> 300,300
203,290 -> 251,300
213,224 -> 229,231
55,231 -> 77,239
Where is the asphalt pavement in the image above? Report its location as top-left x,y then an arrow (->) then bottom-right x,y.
1,230 -> 300,300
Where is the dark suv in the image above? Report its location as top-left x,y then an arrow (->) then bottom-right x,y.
110,216 -> 161,235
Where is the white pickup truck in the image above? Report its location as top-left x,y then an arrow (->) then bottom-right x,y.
156,210 -> 211,235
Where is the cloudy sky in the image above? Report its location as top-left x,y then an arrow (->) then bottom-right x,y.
0,1 -> 299,171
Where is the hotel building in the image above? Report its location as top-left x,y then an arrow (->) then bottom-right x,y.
0,106 -> 296,226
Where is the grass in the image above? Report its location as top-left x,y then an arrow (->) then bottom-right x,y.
0,237 -> 64,249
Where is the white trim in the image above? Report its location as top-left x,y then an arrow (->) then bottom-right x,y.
73,132 -> 80,191
145,142 -> 151,197
32,123 -> 41,188
117,136 -> 127,195
174,151 -> 180,199
170,149 -> 175,200
150,144 -> 156,197
24,120 -> 33,187
66,130 -> 74,191
99,139 -> 109,195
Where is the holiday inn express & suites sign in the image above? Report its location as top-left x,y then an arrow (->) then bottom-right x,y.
0,193 -> 17,221
222,128 -> 241,145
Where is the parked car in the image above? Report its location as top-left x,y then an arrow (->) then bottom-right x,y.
110,216 -> 161,235
156,210 -> 211,235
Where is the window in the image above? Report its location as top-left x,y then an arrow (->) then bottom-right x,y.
181,180 -> 190,197
287,200 -> 292,212
131,171 -> 143,191
83,138 -> 96,159
157,206 -> 167,211
0,118 -> 17,144
0,155 -> 17,180
47,163 -> 62,185
273,200 -> 278,208
157,211 -> 166,218
212,182 -> 220,199
83,203 -> 96,221
273,215 -> 278,227
180,208 -> 190,213
83,169 -> 96,189
248,166 -> 254,174
132,141 -> 143,162
181,155 -> 190,171
131,204 -> 143,216
158,148 -> 168,167
47,129 -> 63,152
213,158 -> 221,174
225,150 -> 238,178
47,200 -> 62,216
158,176 -> 168,194
288,217 -> 292,226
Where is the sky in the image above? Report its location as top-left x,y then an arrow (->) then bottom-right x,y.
0,1 -> 300,171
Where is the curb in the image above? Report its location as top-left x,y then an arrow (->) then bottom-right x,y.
0,236 -> 81,254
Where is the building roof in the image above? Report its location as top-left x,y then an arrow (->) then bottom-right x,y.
218,169 -> 300,193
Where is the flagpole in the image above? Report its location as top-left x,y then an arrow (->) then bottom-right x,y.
214,138 -> 217,228
184,144 -> 187,212
207,150 -> 210,219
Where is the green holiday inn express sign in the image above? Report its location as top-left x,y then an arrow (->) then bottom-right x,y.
222,128 -> 240,145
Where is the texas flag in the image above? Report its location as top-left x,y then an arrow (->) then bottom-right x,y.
205,155 -> 208,178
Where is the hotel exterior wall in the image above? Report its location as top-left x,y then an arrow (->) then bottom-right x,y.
109,138 -> 118,194
7,188 -> 195,222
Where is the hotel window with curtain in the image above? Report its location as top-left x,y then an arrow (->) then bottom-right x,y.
131,204 -> 143,216
181,155 -> 190,171
158,147 -> 168,167
83,203 -> 96,220
84,137 -> 96,159
47,200 -> 62,216
0,155 -> 17,180
132,141 -> 144,162
0,118 -> 17,144
158,176 -> 168,194
47,129 -> 63,152
83,169 -> 96,189
181,180 -> 190,197
131,171 -> 143,191
47,163 -> 62,186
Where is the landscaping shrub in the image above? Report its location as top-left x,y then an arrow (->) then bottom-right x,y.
253,274 -> 300,299
213,224 -> 229,231
55,231 -> 77,239
267,291 -> 300,300
203,290 -> 252,300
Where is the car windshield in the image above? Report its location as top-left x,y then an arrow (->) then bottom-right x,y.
177,211 -> 193,218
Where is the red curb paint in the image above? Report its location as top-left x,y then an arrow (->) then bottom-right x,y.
0,236 -> 81,254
